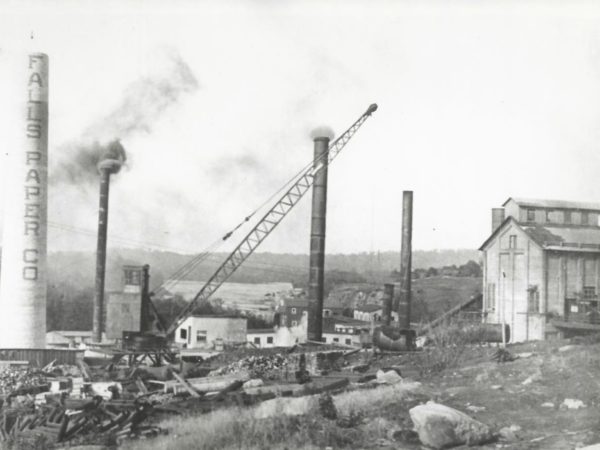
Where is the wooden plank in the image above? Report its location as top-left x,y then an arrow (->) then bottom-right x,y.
170,371 -> 201,398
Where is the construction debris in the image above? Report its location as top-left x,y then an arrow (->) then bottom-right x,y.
491,348 -> 517,363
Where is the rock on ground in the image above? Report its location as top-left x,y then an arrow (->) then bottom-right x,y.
409,401 -> 494,449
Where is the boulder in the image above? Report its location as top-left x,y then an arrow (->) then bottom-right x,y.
561,398 -> 586,410
409,401 -> 494,449
376,369 -> 403,385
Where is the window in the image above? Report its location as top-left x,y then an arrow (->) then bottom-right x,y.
267,336 -> 273,344
333,338 -> 339,343
302,310 -> 308,316
584,286 -> 596,299
254,337 -> 261,345
124,269 -> 140,286
528,286 -> 540,312
545,210 -> 553,223
564,211 -> 572,224
582,211 -> 590,225
196,330 -> 207,343
180,328 -> 187,340
526,209 -> 535,222
345,339 -> 352,345
487,283 -> 496,311
509,235 -> 517,249
291,320 -> 298,327
291,308 -> 297,314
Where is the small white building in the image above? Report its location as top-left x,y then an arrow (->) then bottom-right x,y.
175,315 -> 247,349
247,329 -> 276,348
353,304 -> 383,322
322,332 -> 362,347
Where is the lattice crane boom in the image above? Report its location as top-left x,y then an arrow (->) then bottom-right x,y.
165,103 -> 378,335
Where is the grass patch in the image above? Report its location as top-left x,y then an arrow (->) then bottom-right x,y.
122,382 -> 426,450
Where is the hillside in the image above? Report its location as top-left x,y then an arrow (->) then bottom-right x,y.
0,247 -> 480,291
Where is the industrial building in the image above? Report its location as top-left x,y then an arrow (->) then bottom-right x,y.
481,197 -> 600,342
174,316 -> 247,349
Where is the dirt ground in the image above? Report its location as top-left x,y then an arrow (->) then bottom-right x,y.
358,338 -> 600,449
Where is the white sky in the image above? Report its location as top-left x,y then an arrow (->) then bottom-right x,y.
2,0 -> 600,255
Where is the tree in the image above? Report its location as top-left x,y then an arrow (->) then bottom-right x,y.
458,260 -> 482,277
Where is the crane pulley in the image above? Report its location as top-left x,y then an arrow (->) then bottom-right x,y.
163,103 -> 378,336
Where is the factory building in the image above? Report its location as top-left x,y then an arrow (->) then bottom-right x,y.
481,197 -> 600,342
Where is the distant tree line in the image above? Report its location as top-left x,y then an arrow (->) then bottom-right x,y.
390,260 -> 482,280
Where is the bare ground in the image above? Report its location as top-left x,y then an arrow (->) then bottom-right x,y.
121,338 -> 600,450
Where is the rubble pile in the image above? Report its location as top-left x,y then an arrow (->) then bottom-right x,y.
211,354 -> 290,380
1,396 -> 167,446
0,368 -> 48,396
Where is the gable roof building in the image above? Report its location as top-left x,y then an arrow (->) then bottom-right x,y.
481,197 -> 600,342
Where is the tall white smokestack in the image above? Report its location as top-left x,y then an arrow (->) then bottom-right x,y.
0,53 -> 49,348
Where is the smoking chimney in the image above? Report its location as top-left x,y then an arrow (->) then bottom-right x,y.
491,208 -> 505,233
397,191 -> 413,329
92,140 -> 125,343
0,54 -> 49,348
307,134 -> 330,342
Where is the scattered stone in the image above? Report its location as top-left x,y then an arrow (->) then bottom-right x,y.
521,370 -> 542,385
475,372 -> 489,383
409,401 -> 494,449
541,402 -> 555,408
243,378 -> 264,389
491,385 -> 502,390
516,352 -> 534,358
466,405 -> 486,413
578,444 -> 600,450
376,369 -> 403,385
499,425 -> 521,442
561,398 -> 586,410
559,345 -> 578,352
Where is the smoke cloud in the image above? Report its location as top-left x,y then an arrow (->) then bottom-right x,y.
309,126 -> 335,141
50,51 -> 199,185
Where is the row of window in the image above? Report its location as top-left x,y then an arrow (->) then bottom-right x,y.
253,336 -> 274,345
526,208 -> 598,226
485,284 -> 598,313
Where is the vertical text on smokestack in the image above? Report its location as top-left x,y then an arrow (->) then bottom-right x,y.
22,54 -> 46,281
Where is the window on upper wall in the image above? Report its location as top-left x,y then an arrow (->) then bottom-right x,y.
528,286 -> 540,312
180,328 -> 187,340
509,235 -> 517,249
267,336 -> 273,344
526,209 -> 536,222
582,211 -> 590,225
583,286 -> 596,300
545,210 -> 553,223
564,210 -> 572,224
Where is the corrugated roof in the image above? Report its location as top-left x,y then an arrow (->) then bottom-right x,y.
523,225 -> 600,250
504,197 -> 600,211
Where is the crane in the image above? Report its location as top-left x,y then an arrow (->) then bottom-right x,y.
161,103 -> 378,336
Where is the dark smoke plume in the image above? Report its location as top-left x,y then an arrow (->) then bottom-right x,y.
51,51 -> 199,185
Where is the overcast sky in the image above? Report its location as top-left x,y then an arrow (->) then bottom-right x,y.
2,1 -> 600,255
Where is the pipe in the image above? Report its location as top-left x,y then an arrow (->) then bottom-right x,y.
307,136 -> 330,341
397,191 -> 413,329
382,284 -> 394,326
140,264 -> 151,333
0,53 -> 49,348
